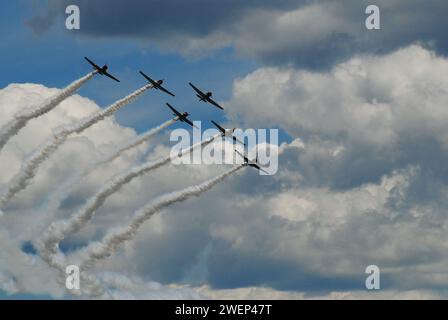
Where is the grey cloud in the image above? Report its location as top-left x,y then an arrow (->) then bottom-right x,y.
226,46 -> 448,190
25,0 -> 298,38
111,161 -> 448,293
25,0 -> 448,69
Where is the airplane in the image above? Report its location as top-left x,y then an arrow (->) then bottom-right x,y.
189,82 -> 224,110
211,120 -> 245,146
166,103 -> 198,129
235,150 -> 269,174
140,71 -> 175,97
84,57 -> 120,82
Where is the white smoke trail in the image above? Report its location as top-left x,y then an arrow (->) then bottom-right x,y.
0,72 -> 96,154
34,238 -> 107,298
39,133 -> 221,259
0,134 -> 67,209
96,118 -> 176,166
78,165 -> 243,269
0,84 -> 153,209
43,118 -> 177,216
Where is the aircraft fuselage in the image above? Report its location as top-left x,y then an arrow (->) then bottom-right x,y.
154,79 -> 164,89
97,65 -> 108,74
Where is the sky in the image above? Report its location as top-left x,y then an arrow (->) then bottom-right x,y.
2,0 -> 448,299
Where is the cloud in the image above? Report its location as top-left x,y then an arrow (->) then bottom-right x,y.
227,45 -> 448,188
107,160 -> 448,294
0,82 -> 142,296
198,286 -> 448,300
25,0 -> 448,68
0,228 -> 64,297
24,1 -> 61,36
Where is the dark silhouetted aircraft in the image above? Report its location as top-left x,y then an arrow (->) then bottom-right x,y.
189,82 -> 223,110
211,120 -> 245,145
235,150 -> 269,174
140,71 -> 175,97
166,103 -> 197,128
84,57 -> 120,82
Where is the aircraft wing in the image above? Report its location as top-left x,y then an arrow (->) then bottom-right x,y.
234,150 -> 248,162
189,82 -> 205,96
183,117 -> 198,129
252,164 -> 270,175
84,57 -> 100,70
232,136 -> 246,146
139,71 -> 157,85
103,71 -> 120,82
207,97 -> 224,110
235,150 -> 268,173
166,103 -> 182,117
211,120 -> 226,134
158,85 -> 175,97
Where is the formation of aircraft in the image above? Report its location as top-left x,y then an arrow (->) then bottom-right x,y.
85,59 -> 224,110
166,103 -> 197,129
86,57 -> 268,175
189,82 -> 224,110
